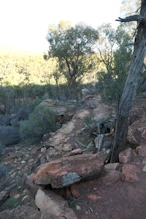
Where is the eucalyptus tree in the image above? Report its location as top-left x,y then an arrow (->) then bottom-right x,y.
45,21 -> 98,87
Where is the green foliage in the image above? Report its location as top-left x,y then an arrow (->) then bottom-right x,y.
68,198 -> 78,210
0,163 -> 7,178
97,23 -> 133,105
46,21 -> 98,86
3,197 -> 20,209
20,104 -> 59,142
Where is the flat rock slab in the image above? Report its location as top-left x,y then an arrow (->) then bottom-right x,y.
35,189 -> 77,219
32,154 -> 104,188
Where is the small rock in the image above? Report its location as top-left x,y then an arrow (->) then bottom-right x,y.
104,163 -> 120,172
24,175 -> 39,198
141,129 -> 146,139
122,164 -> 140,182
76,205 -> 81,210
63,149 -> 83,157
136,145 -> 146,158
41,147 -> 47,154
142,164 -> 146,172
71,184 -> 80,198
28,158 -> 34,164
40,155 -> 47,165
119,148 -> 133,164
99,170 -> 124,185
63,144 -> 72,152
87,194 -> 102,201
46,147 -> 57,161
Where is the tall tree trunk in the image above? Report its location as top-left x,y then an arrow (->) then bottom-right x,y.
111,0 -> 146,162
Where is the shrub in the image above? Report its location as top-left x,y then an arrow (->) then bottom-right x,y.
20,104 -> 59,142
0,164 -> 6,178
0,144 -> 4,156
3,197 -> 20,209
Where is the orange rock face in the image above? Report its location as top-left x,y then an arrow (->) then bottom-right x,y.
32,154 -> 104,188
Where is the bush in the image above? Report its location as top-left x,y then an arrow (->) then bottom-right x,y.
0,144 -> 5,156
20,104 -> 59,142
0,126 -> 20,146
3,197 -> 20,209
0,164 -> 6,178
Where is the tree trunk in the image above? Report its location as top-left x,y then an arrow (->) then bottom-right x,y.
111,0 -> 146,162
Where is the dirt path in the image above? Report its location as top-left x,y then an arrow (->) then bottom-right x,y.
74,169 -> 146,219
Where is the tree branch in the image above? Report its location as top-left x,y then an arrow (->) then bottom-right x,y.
116,15 -> 146,23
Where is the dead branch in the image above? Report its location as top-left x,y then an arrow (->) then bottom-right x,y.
116,15 -> 146,23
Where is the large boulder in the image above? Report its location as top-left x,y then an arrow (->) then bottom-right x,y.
0,126 -> 20,146
35,189 -> 77,219
32,154 -> 104,188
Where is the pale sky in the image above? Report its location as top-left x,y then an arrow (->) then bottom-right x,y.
0,0 -> 122,54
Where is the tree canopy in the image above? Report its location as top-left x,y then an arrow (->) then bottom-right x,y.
45,21 -> 98,86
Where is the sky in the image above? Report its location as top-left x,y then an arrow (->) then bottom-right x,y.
0,0 -> 122,55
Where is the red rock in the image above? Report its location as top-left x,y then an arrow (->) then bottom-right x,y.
136,145 -> 146,157
87,194 -> 102,201
119,148 -> 133,164
71,184 -> 80,198
141,129 -> 146,139
128,117 -> 146,146
99,170 -> 124,185
122,164 -> 140,182
32,154 -> 104,188
129,107 -> 145,125
104,163 -> 120,171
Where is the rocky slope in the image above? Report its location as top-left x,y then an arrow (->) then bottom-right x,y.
1,94 -> 146,218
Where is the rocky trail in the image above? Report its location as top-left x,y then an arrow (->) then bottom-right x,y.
0,94 -> 146,218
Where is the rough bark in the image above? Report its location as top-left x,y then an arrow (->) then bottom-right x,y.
111,0 -> 146,162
